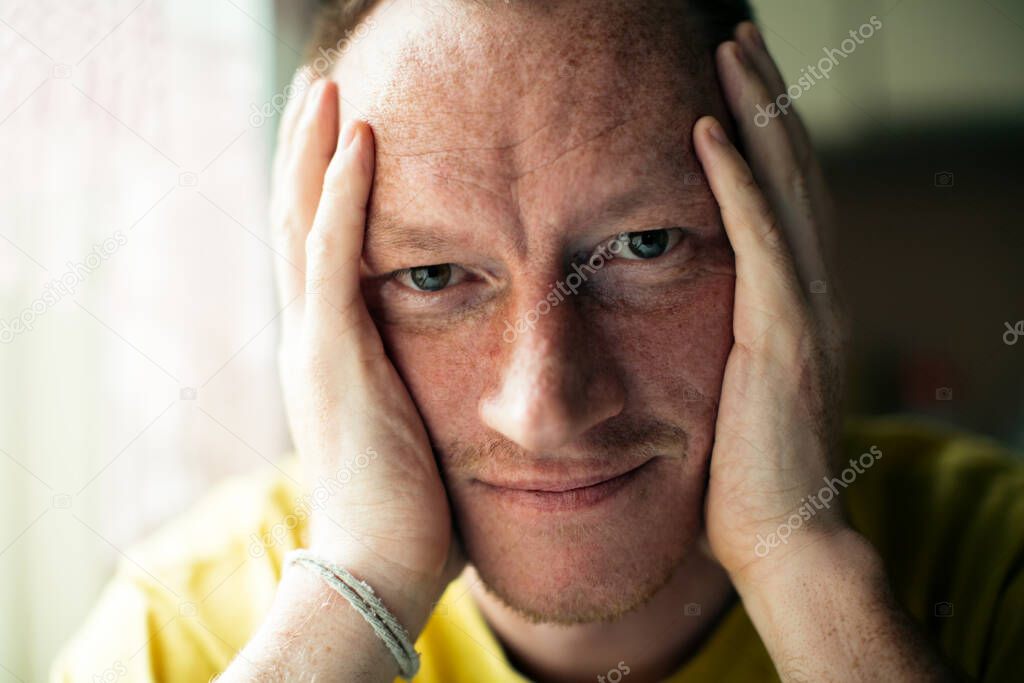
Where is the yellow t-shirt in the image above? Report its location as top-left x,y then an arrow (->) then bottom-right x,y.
52,416 -> 1024,682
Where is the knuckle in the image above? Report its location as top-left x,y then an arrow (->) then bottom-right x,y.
729,167 -> 787,251
790,170 -> 810,205
737,166 -> 760,194
759,212 -> 785,251
271,206 -> 302,244
790,172 -> 815,225
304,226 -> 336,263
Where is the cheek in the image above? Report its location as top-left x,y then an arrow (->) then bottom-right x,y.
595,271 -> 735,454
629,274 -> 734,395
375,321 -> 492,442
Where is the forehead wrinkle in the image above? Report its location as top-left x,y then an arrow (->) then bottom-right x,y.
431,170 -> 510,206
375,117 -> 556,160
365,222 -> 452,258
365,169 -> 526,261
430,170 -> 529,254
508,116 -> 634,186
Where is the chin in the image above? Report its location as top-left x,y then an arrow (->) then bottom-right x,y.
453,457 -> 704,624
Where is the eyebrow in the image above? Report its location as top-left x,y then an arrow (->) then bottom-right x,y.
364,171 -> 709,259
365,214 -> 458,256
585,184 -> 671,229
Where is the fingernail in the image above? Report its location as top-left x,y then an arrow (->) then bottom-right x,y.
708,120 -> 728,145
340,119 -> 359,149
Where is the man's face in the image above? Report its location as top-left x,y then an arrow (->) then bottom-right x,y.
335,0 -> 735,623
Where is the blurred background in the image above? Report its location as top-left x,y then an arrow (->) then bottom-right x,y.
1,0 -> 1022,679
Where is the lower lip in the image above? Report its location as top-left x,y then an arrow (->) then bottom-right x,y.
475,460 -> 652,512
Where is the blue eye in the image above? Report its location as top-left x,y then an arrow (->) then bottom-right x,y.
411,264 -> 450,291
395,263 -> 467,292
616,228 -> 684,260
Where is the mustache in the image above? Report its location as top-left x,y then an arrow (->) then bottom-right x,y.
441,416 -> 689,471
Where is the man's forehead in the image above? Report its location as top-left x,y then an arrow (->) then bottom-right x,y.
332,0 -> 719,245
335,0 -> 714,148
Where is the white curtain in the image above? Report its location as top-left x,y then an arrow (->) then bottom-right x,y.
0,1 -> 292,678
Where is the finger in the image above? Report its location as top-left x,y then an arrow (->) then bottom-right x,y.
734,23 -> 840,278
304,119 -> 377,351
274,79 -> 340,326
693,116 -> 808,343
716,40 -> 828,290
734,22 -> 814,169
272,69 -> 316,188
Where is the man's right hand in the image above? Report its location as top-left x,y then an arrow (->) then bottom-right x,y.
271,75 -> 460,635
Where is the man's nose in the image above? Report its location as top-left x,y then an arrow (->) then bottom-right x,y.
479,293 -> 625,453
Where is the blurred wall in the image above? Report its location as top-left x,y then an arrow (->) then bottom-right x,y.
754,0 -> 1024,143
1,0 -> 285,678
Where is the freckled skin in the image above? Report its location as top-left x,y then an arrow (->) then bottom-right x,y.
336,0 -> 736,623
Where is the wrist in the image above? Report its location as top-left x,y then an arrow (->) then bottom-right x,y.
733,525 -> 882,591
729,516 -> 863,587
238,565 -> 405,682
731,526 -> 892,629
247,556 -> 440,681
297,544 -> 447,640
306,514 -> 451,620
726,527 -> 956,681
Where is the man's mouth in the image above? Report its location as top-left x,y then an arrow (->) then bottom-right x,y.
471,459 -> 654,512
